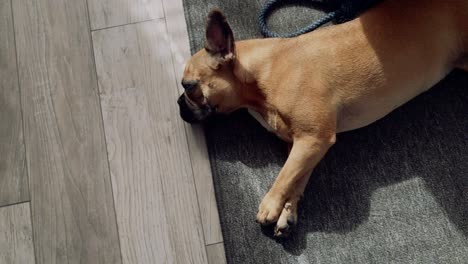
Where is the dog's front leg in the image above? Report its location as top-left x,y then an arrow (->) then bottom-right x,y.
256,134 -> 335,236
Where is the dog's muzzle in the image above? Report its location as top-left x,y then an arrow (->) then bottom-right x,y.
177,94 -> 213,123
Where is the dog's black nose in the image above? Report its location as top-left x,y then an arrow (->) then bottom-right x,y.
177,94 -> 199,124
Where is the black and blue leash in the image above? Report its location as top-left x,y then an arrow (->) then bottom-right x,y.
259,0 -> 381,38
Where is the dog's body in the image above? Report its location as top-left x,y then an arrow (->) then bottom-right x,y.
178,0 -> 468,237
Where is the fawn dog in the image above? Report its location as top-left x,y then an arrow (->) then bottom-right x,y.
177,0 -> 468,236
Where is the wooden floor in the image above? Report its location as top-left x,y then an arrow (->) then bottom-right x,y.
0,0 -> 225,263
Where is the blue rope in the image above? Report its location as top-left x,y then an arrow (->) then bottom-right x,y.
259,0 -> 381,38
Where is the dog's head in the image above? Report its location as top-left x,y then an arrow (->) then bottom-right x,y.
177,10 -> 242,123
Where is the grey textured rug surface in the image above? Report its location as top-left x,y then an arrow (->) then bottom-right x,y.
182,1 -> 468,263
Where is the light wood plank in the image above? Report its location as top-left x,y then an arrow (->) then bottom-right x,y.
161,0 -> 191,81
207,243 -> 227,264
92,20 -> 207,263
163,0 -> 224,245
0,0 -> 28,207
12,0 -> 122,263
0,203 -> 35,264
87,0 -> 164,30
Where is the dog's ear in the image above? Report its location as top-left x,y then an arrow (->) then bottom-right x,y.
204,9 -> 235,62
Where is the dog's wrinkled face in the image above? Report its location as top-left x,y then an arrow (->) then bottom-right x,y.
178,9 -> 240,123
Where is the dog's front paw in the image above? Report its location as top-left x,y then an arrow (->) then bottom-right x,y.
256,192 -> 285,225
274,200 -> 298,238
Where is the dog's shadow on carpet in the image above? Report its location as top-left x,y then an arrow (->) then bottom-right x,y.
205,71 -> 467,256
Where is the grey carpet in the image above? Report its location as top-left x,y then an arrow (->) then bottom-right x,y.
182,1 -> 468,263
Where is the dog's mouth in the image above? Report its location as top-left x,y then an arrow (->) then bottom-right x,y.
177,94 -> 214,123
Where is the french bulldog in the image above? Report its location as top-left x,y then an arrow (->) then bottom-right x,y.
177,0 -> 468,237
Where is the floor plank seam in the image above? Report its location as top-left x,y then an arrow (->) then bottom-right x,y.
84,0 -> 124,262
206,241 -> 224,246
9,0 -> 38,263
0,200 -> 29,209
91,18 -> 157,32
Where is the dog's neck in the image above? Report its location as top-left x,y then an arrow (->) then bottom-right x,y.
231,38 -> 292,111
